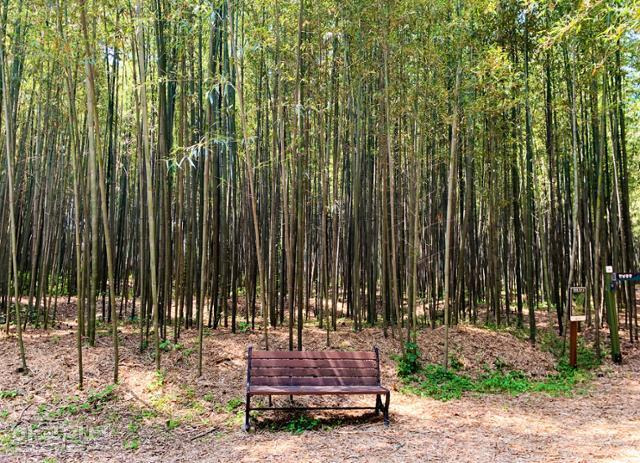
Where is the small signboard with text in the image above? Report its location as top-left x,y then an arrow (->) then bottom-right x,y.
570,287 -> 587,322
615,273 -> 640,283
609,272 -> 640,289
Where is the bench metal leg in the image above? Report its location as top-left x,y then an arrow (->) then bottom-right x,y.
268,395 -> 272,407
243,394 -> 251,432
375,394 -> 382,415
383,391 -> 390,426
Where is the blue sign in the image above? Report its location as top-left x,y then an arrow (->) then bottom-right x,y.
616,273 -> 640,283
611,273 -> 640,290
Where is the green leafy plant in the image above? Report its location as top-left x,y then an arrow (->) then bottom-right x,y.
166,419 -> 180,430
149,370 -> 166,390
48,385 -> 117,418
0,390 -> 20,399
159,339 -> 172,352
49,403 -> 79,418
127,422 -> 140,433
397,342 -> 421,378
225,397 -> 244,412
183,386 -> 196,400
449,354 -> 463,371
139,409 -> 157,419
87,385 -> 116,407
124,438 -> 139,450
539,330 -> 602,371
399,363 -> 592,401
285,415 -> 320,434
401,364 -> 475,400
159,339 -> 185,352
237,321 -> 251,333
478,370 -> 530,394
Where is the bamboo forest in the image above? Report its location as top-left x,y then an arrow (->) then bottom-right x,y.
0,0 -> 639,461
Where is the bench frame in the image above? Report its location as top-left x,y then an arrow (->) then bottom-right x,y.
244,346 -> 390,431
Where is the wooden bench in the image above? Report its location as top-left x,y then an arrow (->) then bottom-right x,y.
244,346 -> 390,430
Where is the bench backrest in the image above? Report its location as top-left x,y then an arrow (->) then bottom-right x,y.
247,347 -> 381,387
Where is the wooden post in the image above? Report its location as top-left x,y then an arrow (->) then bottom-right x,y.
569,320 -> 578,368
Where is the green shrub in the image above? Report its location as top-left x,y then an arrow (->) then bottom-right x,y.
397,342 -> 421,378
159,339 -> 172,352
402,364 -> 475,400
237,321 -> 250,333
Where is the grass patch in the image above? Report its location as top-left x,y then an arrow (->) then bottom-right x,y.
149,392 -> 176,414
401,364 -> 474,400
0,429 -> 17,452
124,438 -> 139,450
182,386 -> 196,401
397,329 -> 600,401
127,421 -> 140,433
286,415 -> 319,434
87,384 -> 117,406
0,390 -> 20,399
225,397 -> 244,412
538,330 -> 602,371
273,415 -> 320,434
46,385 -> 117,418
399,364 -> 590,401
166,418 -> 180,430
148,370 -> 166,391
136,408 -> 158,420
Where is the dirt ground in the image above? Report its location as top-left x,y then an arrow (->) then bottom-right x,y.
1,302 -> 639,463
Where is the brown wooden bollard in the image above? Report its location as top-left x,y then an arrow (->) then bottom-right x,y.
569,320 -> 578,368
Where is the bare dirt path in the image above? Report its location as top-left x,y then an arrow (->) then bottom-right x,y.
155,351 -> 640,463
1,306 -> 639,463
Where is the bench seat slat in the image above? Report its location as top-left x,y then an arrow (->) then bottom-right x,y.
251,367 -> 379,377
251,351 -> 376,360
248,385 -> 388,396
251,358 -> 377,369
251,376 -> 379,387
